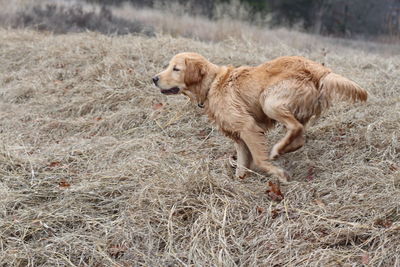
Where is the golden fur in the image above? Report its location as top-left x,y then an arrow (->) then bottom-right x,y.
153,52 -> 368,182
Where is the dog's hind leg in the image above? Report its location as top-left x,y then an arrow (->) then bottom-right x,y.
261,80 -> 318,159
239,122 -> 290,183
263,101 -> 305,160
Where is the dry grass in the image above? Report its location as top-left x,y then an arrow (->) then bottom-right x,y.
111,2 -> 400,56
0,7 -> 400,267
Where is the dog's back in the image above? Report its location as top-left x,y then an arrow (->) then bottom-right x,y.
260,56 -> 331,86
239,56 -> 367,123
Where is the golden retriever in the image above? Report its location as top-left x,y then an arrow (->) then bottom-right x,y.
152,52 -> 367,183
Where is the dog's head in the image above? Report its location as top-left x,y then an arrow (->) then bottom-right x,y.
152,52 -> 210,105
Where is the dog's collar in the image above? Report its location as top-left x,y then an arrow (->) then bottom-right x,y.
196,88 -> 209,109
196,72 -> 217,109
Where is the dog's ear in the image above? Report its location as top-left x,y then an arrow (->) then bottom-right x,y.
184,58 -> 206,86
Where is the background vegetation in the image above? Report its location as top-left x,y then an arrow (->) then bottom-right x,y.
2,0 -> 400,41
88,0 -> 400,38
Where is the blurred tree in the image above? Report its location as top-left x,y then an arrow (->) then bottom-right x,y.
268,0 -> 313,27
268,0 -> 396,37
84,0 -> 399,37
241,0 -> 269,13
387,0 -> 400,35
86,0 -> 154,6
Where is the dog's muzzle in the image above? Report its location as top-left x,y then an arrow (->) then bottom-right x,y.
160,87 -> 180,95
152,76 -> 159,85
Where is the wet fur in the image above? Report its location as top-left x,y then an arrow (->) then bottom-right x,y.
154,53 -> 368,182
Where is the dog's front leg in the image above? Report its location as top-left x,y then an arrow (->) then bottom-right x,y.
240,123 -> 290,183
233,139 -> 252,179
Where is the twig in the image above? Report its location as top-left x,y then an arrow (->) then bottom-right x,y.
292,208 -> 371,229
163,99 -> 190,128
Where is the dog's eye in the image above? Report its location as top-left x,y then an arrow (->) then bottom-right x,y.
173,66 -> 180,71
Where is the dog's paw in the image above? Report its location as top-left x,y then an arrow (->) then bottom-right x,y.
228,155 -> 237,168
270,146 -> 280,160
235,169 -> 247,179
277,169 -> 291,184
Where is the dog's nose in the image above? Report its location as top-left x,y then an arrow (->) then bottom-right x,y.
152,76 -> 159,85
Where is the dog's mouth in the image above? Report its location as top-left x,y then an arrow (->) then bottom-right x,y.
160,87 -> 180,95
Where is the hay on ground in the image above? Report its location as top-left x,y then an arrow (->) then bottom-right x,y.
0,28 -> 399,266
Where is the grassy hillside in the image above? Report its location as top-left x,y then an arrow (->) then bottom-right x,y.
0,19 -> 399,267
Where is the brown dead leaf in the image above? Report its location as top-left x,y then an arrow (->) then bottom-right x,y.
389,164 -> 398,172
374,218 -> 393,228
108,244 -> 127,258
256,206 -> 265,215
198,129 -> 208,138
152,103 -> 164,110
55,63 -> 65,68
95,117 -> 102,121
59,180 -> 71,188
361,252 -> 370,265
313,199 -> 326,210
271,209 -> 282,219
49,161 -> 61,167
266,181 -> 284,202
307,166 -> 315,181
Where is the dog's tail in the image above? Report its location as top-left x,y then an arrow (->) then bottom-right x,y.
318,73 -> 367,110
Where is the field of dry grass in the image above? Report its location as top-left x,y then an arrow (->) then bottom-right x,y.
1,1 -> 400,266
